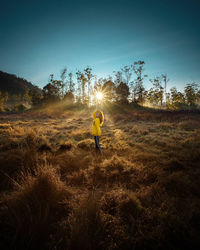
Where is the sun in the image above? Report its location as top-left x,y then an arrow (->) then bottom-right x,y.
96,92 -> 103,100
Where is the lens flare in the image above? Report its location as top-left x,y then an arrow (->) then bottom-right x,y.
96,92 -> 103,100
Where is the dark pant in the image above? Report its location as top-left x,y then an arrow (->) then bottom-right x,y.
94,136 -> 103,154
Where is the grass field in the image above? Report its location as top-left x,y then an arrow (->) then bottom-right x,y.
0,105 -> 200,249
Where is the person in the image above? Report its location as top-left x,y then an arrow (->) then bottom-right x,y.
92,110 -> 104,155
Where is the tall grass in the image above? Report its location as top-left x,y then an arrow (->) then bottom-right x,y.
0,107 -> 200,249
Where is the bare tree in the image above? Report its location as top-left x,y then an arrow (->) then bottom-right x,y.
121,65 -> 132,85
84,66 -> 94,105
162,74 -> 169,106
113,71 -> 122,86
60,68 -> 67,99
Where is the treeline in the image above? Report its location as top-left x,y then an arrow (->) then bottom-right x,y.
1,61 -> 200,111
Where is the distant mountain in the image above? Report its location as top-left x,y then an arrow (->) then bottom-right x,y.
0,70 -> 41,95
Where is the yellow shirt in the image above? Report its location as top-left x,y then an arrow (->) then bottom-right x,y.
92,111 -> 104,136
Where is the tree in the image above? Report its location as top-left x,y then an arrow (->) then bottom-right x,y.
63,91 -> 74,103
131,61 -> 147,104
121,66 -> 132,85
113,71 -> 123,86
68,72 -> 75,94
162,74 -> 169,105
63,72 -> 75,103
60,68 -> 67,98
42,83 -> 60,103
102,80 -> 116,102
84,66 -> 94,104
148,77 -> 164,106
47,74 -> 63,99
146,88 -> 154,105
75,71 -> 87,104
93,78 -> 104,93
184,83 -> 199,106
75,71 -> 82,103
29,88 -> 42,106
81,73 -> 87,104
170,87 -> 185,109
116,82 -> 130,103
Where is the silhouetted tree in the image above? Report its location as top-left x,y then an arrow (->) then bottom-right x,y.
131,61 -> 147,104
60,68 -> 67,98
84,66 -> 94,104
81,74 -> 87,104
148,77 -> 164,106
184,83 -> 199,106
63,72 -> 75,103
121,66 -> 132,85
75,70 -> 82,103
113,71 -> 122,86
42,83 -> 60,103
68,72 -> 75,94
29,88 -> 42,106
162,74 -> 169,105
116,82 -> 130,103
63,91 -> 74,102
102,80 -> 116,102
170,87 -> 185,109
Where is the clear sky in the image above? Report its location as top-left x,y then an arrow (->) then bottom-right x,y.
1,0 -> 200,91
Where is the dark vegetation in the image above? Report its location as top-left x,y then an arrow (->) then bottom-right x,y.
0,71 -> 39,95
0,71 -> 41,111
0,105 -> 200,249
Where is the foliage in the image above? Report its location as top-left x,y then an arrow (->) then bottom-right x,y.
102,80 -> 116,102
184,82 -> 200,106
116,82 -> 130,103
131,61 -> 148,104
147,77 -> 164,105
29,87 -> 42,106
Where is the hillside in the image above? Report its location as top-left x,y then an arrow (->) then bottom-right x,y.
0,70 -> 41,95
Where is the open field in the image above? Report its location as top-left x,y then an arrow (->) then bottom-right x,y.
0,106 -> 200,250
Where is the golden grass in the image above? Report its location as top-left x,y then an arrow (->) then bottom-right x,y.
0,107 -> 200,249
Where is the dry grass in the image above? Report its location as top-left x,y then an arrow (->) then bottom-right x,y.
0,107 -> 200,249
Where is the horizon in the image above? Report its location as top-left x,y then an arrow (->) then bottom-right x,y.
1,0 -> 200,91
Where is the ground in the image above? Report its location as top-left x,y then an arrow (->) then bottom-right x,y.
0,105 -> 200,249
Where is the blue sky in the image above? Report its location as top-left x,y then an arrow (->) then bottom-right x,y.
0,0 -> 200,91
